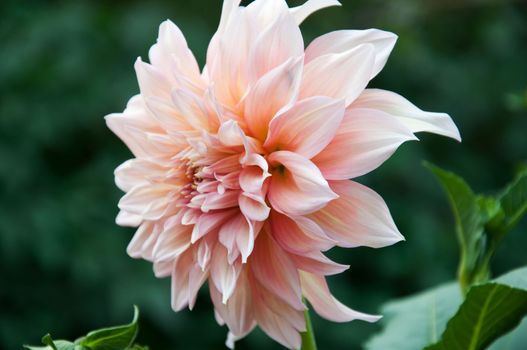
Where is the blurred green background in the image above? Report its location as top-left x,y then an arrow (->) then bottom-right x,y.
1,0 -> 526,349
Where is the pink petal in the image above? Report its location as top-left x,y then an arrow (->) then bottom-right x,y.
105,95 -> 164,159
127,221 -> 158,259
219,213 -> 255,263
313,107 -> 417,180
250,230 -> 304,310
290,0 -> 341,24
270,211 -> 333,254
300,271 -> 381,323
191,209 -> 236,243
309,180 -> 404,248
265,96 -> 345,159
244,57 -> 303,140
239,154 -> 270,193
290,250 -> 349,276
305,29 -> 397,78
267,151 -> 338,216
210,244 -> 242,304
249,272 -> 304,349
300,44 -> 375,106
239,192 -> 271,222
353,89 -> 461,141
116,210 -> 142,227
114,158 -> 167,192
171,248 -> 207,312
118,183 -> 174,221
153,218 -> 192,261
148,20 -> 202,89
210,271 -> 256,347
201,190 -> 240,213
134,58 -> 171,100
247,12 -> 304,83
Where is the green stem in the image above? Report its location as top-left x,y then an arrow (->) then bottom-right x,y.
300,306 -> 317,350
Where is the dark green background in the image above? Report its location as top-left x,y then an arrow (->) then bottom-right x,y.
1,0 -> 526,349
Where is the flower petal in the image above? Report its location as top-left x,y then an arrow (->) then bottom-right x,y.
300,44 -> 375,106
300,271 -> 381,323
309,180 -> 404,248
239,192 -> 271,222
313,107 -> 417,180
250,230 -> 304,310
268,151 -> 338,216
211,244 -> 242,304
270,211 -> 333,254
353,89 -> 461,141
290,0 -> 341,25
244,57 -> 303,140
247,11 -> 304,83
265,96 -> 345,159
305,29 -> 397,78
290,250 -> 349,276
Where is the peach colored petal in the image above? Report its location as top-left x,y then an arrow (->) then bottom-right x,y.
268,151 -> 338,215
191,209 -> 236,243
210,270 -> 256,349
116,210 -> 142,227
310,180 -> 404,248
238,192 -> 270,223
300,44 -> 375,106
211,244 -> 242,304
247,12 -> 303,83
270,211 -> 333,254
219,213 -> 255,263
313,107 -> 417,180
265,96 -> 345,159
250,230 -> 304,310
244,57 -> 303,140
290,250 -> 349,276
118,183 -> 174,221
300,271 -> 381,323
353,88 -> 461,141
290,0 -> 341,24
305,29 -> 397,78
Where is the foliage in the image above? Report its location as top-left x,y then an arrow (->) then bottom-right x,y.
24,307 -> 146,350
366,166 -> 527,350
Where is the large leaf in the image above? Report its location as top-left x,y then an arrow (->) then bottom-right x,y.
496,169 -> 527,234
424,163 -> 488,287
77,305 -> 139,350
365,283 -> 462,350
425,266 -> 527,350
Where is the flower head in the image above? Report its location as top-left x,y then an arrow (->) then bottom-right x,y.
106,0 -> 460,348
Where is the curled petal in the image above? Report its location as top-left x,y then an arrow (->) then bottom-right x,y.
290,0 -> 341,24
219,213 -> 255,263
268,151 -> 338,216
313,107 -> 417,180
239,192 -> 271,222
300,271 -> 381,323
265,96 -> 345,159
353,89 -> 461,141
290,250 -> 349,276
305,29 -> 398,78
309,180 -> 404,248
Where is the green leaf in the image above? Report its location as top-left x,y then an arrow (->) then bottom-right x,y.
424,162 -> 488,289
78,305 -> 140,350
365,283 -> 462,350
24,334 -> 76,350
496,169 -> 527,234
425,266 -> 527,350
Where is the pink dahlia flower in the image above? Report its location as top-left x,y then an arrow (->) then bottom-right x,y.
106,0 -> 460,348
